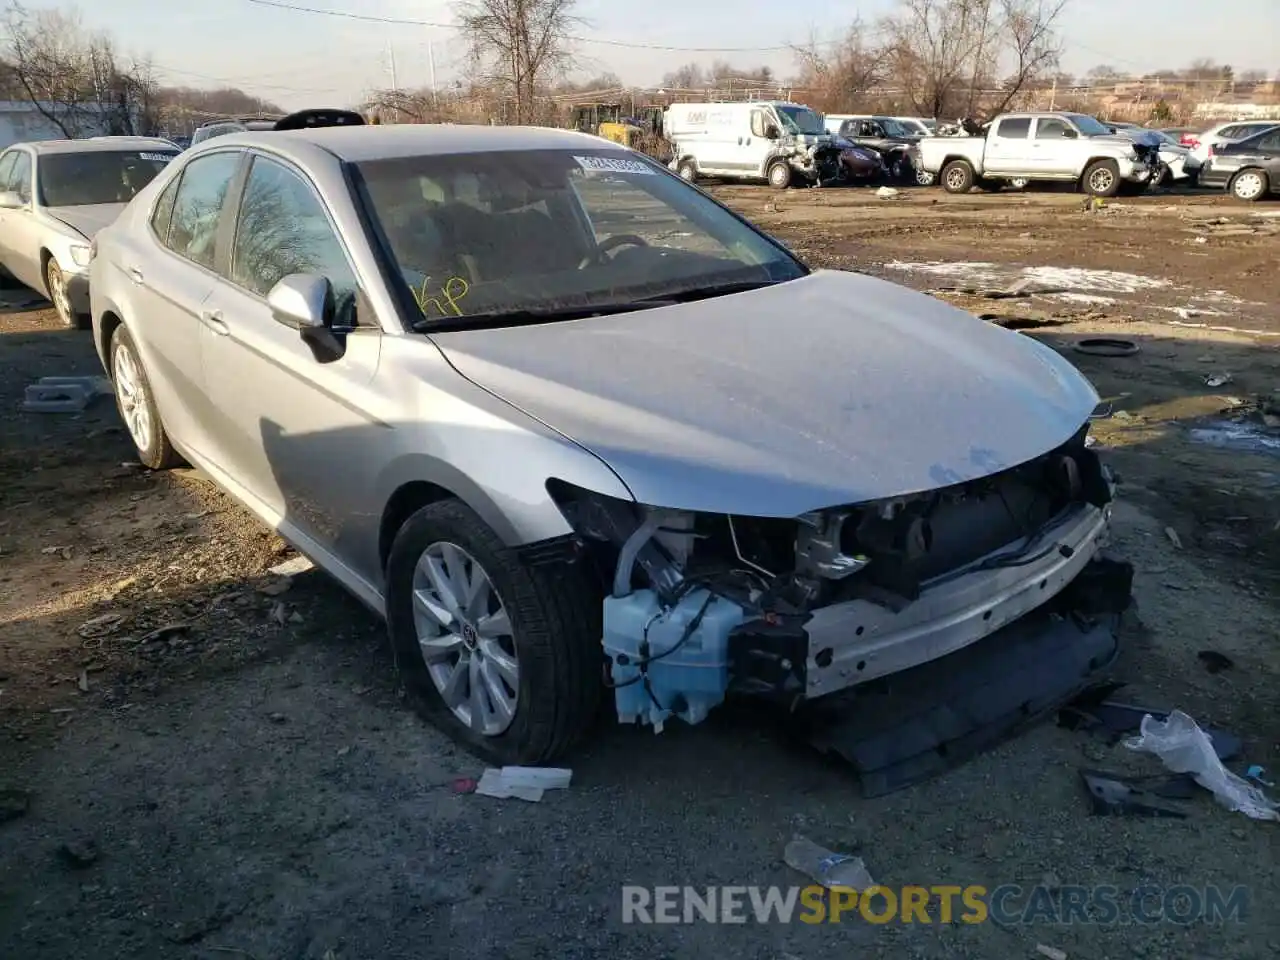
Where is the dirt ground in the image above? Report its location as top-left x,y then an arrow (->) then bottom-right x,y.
2,183 -> 1279,960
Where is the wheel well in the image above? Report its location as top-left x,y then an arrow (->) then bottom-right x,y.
1083,156 -> 1119,171
942,155 -> 972,169
38,248 -> 53,292
378,481 -> 458,572
98,310 -> 124,364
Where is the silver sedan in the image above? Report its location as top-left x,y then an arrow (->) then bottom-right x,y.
0,137 -> 178,326
89,122 -> 1120,763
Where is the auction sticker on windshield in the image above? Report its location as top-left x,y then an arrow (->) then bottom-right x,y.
574,155 -> 654,175
139,153 -> 174,162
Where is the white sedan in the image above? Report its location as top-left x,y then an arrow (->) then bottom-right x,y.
0,136 -> 178,326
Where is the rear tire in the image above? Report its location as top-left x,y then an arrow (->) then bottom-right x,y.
1083,159 -> 1121,197
109,325 -> 183,470
767,160 -> 792,189
941,160 -> 975,193
385,499 -> 604,765
1229,168 -> 1269,202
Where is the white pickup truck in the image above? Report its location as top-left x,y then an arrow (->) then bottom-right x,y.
917,112 -> 1163,197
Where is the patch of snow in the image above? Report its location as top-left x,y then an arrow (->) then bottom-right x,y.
1049,292 -> 1116,306
883,261 -> 1171,295
1018,266 -> 1171,294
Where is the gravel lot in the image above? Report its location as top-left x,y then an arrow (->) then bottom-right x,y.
2,183 -> 1278,960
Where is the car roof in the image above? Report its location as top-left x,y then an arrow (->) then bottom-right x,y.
200,123 -> 624,163
19,137 -> 180,155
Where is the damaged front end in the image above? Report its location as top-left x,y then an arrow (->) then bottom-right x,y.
774,136 -> 846,186
549,421 -> 1131,736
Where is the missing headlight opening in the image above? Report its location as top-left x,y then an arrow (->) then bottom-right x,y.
548,423 -> 1123,734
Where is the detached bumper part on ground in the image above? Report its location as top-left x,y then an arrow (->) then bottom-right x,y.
564,424 -> 1130,781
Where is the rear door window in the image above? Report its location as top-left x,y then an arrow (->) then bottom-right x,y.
150,173 -> 183,244
995,117 -> 1031,138
1034,117 -> 1069,139
165,151 -> 242,269
9,152 -> 32,203
0,152 -> 16,191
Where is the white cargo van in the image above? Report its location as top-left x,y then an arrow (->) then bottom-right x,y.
663,101 -> 843,188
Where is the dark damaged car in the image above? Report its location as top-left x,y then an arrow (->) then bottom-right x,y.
88,123 -> 1132,776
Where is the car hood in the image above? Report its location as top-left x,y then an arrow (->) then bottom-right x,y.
43,203 -> 128,240
432,270 -> 1099,517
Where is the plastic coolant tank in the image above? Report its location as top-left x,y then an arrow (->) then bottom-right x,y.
602,588 -> 746,732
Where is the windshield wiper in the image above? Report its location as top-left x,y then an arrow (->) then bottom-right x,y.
639,278 -> 785,304
416,299 -> 674,333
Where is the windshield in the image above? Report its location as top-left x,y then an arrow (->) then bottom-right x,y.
356,149 -> 806,328
775,106 -> 826,136
876,118 -> 912,138
38,150 -> 177,206
1067,114 -> 1114,137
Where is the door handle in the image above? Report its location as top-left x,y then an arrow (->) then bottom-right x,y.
127,266 -> 144,284
200,309 -> 229,335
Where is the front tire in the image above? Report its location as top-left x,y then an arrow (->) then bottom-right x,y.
45,258 -> 87,329
1083,160 -> 1121,197
767,160 -> 792,189
110,325 -> 183,470
941,160 -> 975,193
676,158 -> 698,182
1230,168 -> 1269,202
385,499 -> 604,764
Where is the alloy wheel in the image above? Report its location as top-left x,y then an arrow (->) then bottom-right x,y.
46,260 -> 72,325
112,341 -> 153,453
1089,168 -> 1115,194
945,167 -> 966,190
412,541 -> 519,736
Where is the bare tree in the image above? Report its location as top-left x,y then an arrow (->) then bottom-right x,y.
1237,68 -> 1266,84
454,0 -> 580,124
661,62 -> 706,91
791,23 -> 885,113
879,0 -> 1066,121
3,2 -> 158,137
1086,64 -> 1126,82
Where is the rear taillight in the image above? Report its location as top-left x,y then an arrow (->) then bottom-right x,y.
1181,135 -> 1199,148
1206,144 -> 1215,157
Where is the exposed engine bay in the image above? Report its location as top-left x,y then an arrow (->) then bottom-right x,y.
549,422 -> 1125,734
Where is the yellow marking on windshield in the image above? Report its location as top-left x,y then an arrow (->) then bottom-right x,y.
414,275 -> 470,318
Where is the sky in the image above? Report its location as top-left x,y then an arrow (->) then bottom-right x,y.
60,0 -> 1280,111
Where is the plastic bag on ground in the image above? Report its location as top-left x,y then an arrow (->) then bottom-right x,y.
1125,710 -> 1279,822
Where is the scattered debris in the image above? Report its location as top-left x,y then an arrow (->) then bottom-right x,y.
77,612 -> 125,639
77,670 -> 90,693
58,837 -> 100,868
1246,766 -> 1275,789
1073,338 -> 1140,358
258,578 -> 292,597
1204,372 -> 1234,388
267,712 -> 288,724
1189,419 -> 1280,456
1197,650 -> 1234,674
450,777 -> 478,794
140,623 -> 190,644
474,766 -> 572,802
1059,685 -> 1243,761
1080,770 -> 1188,819
784,837 -> 874,889
268,555 -> 314,577
0,788 -> 31,823
1164,527 -> 1183,549
1035,944 -> 1069,960
875,186 -> 902,199
22,376 -> 113,413
1126,711 -> 1279,822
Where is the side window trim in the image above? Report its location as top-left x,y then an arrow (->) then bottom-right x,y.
148,170 -> 185,248
153,149 -> 246,278
224,150 -> 363,303
9,150 -> 32,203
0,151 -> 16,192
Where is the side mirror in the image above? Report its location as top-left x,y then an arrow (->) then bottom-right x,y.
764,124 -> 780,139
1062,128 -> 1078,139
0,190 -> 24,209
266,273 -> 345,363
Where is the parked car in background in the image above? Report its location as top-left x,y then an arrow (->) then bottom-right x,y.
666,101 -> 843,188
0,136 -> 179,327
893,117 -> 935,137
1161,127 -> 1203,149
833,140 -> 886,181
1108,122 -> 1196,184
88,122 -> 1120,764
918,112 -> 1162,196
1187,120 -> 1280,170
189,109 -> 364,147
830,116 -> 921,180
1196,125 -> 1280,201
